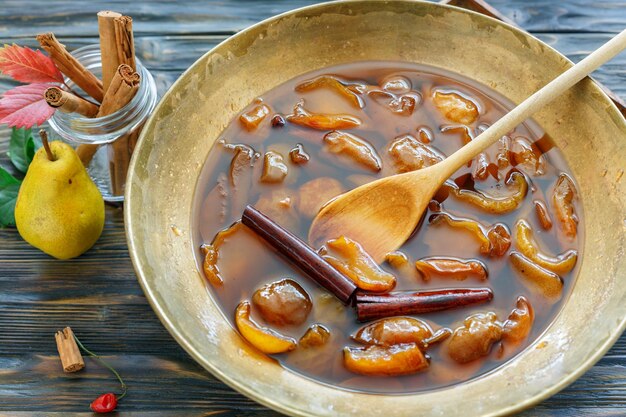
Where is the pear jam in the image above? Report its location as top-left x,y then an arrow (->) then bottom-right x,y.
193,62 -> 582,393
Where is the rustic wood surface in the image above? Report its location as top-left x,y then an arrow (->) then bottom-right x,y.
0,1 -> 624,415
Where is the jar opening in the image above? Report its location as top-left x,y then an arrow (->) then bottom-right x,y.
48,44 -> 158,145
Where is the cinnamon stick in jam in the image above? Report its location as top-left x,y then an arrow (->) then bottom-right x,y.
355,288 -> 494,322
241,205 -> 357,304
36,33 -> 104,102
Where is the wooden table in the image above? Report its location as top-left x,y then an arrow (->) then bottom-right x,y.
1,1 -> 624,415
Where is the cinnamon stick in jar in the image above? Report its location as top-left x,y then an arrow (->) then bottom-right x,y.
77,11 -> 139,168
109,15 -> 138,194
76,64 -> 140,167
98,10 -> 123,91
97,64 -> 140,117
45,87 -> 100,117
55,327 -> 85,373
36,33 -> 104,102
101,64 -> 140,195
114,15 -> 136,70
76,144 -> 100,167
127,122 -> 144,154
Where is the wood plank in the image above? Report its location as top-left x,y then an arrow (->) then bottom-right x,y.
4,413 -> 281,417
0,0 -> 624,39
0,352 -> 625,412
534,33 -> 626,100
522,409 -> 626,417
494,0 -> 626,33
0,1 -> 319,38
0,304 -> 178,356
0,354 -> 281,414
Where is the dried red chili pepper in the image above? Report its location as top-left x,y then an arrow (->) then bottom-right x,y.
90,393 -> 118,413
73,335 -> 127,414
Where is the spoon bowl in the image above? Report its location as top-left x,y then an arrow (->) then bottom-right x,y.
309,165 -> 444,262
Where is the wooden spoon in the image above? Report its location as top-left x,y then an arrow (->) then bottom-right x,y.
309,29 -> 626,263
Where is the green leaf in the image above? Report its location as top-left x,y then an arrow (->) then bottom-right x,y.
0,166 -> 21,228
9,127 -> 35,173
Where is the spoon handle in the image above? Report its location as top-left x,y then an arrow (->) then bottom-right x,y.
438,28 -> 626,180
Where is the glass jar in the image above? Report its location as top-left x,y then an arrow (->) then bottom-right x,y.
48,44 -> 157,202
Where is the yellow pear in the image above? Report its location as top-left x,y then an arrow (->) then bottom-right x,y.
15,134 -> 104,260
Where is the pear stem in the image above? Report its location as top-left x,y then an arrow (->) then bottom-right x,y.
39,130 -> 55,161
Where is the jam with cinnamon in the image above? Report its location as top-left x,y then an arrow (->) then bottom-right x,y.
193,61 -> 582,393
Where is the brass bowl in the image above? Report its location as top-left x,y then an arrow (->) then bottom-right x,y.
125,1 -> 626,415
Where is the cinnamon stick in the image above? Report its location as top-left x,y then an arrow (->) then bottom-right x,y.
54,327 -> 85,373
114,15 -> 136,70
98,10 -> 123,91
101,64 -> 140,195
355,288 -> 494,321
45,87 -> 99,117
76,64 -> 139,168
97,64 -> 140,117
76,145 -> 99,167
127,121 -> 144,154
109,15 -> 138,195
36,33 -> 104,102
241,205 -> 357,304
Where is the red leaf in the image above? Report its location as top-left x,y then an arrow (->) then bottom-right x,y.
0,83 -> 56,128
0,44 -> 63,84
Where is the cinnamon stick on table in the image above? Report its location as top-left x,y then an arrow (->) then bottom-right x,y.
45,87 -> 99,117
55,327 -> 85,373
36,33 -> 104,103
98,10 -> 123,91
